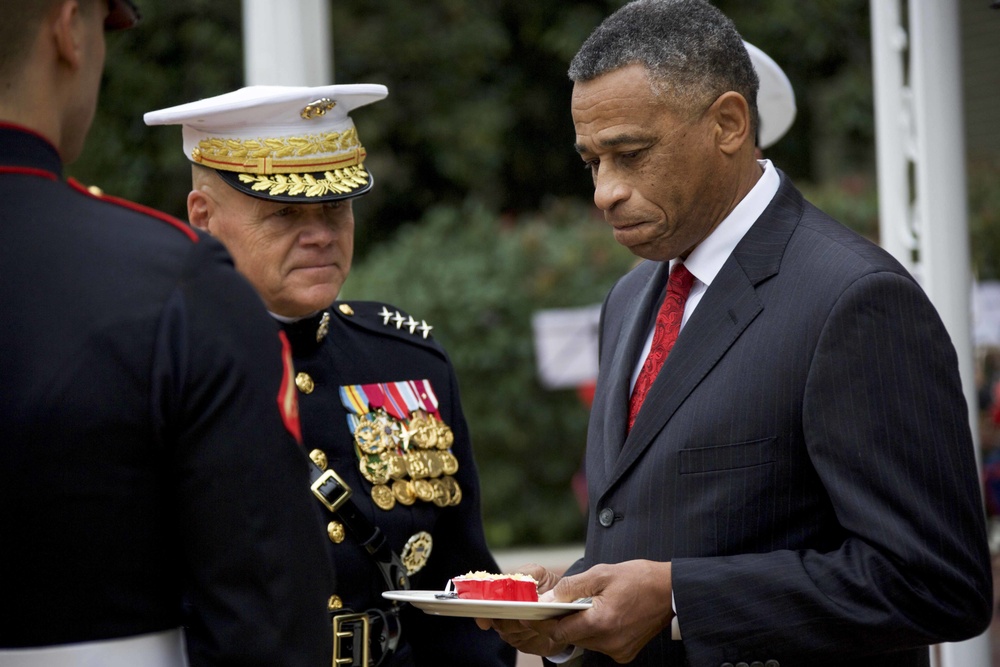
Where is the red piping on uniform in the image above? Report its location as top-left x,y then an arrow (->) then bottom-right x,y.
0,166 -> 58,180
67,178 -> 200,243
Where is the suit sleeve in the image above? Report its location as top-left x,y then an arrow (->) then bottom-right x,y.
673,270 -> 992,665
156,238 -> 333,667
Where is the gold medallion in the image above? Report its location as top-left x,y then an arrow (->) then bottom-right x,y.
392,479 -> 417,505
443,476 -> 462,506
372,484 -> 396,510
435,422 -> 454,449
405,451 -> 430,479
413,479 -> 435,502
354,411 -> 399,455
401,531 -> 433,575
387,450 -> 408,479
410,415 -> 439,449
440,451 -> 459,476
354,419 -> 386,455
424,451 -> 443,478
430,478 -> 450,507
360,457 -> 390,485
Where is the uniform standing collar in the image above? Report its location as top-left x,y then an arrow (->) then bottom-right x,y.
276,309 -> 330,351
0,123 -> 64,177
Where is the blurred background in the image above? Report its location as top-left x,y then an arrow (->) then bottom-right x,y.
72,0 -> 1000,552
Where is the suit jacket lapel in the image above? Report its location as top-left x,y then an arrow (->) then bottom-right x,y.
602,171 -> 803,493
597,260 -> 671,477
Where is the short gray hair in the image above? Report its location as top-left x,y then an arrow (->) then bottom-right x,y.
569,0 -> 758,133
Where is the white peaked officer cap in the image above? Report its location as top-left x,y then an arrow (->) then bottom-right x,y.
743,42 -> 796,149
144,84 -> 388,203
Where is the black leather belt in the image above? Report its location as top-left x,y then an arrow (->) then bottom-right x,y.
307,455 -> 409,666
308,460 -> 411,593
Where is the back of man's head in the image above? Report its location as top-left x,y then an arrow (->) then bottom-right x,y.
0,1 -> 61,88
568,0 -> 759,136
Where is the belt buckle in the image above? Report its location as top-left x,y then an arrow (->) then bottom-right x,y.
332,612 -> 370,667
312,468 -> 352,513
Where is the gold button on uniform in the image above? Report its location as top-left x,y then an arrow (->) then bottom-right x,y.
327,595 -> 343,611
309,449 -> 328,470
295,372 -> 314,394
338,303 -> 354,316
327,521 -> 345,544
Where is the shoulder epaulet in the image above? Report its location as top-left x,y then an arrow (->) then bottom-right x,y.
333,300 -> 438,343
67,178 -> 199,243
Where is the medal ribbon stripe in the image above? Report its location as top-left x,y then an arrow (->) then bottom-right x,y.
339,385 -> 369,415
417,379 -> 439,413
406,380 -> 428,412
382,382 -> 410,421
362,383 -> 386,411
396,381 -> 422,414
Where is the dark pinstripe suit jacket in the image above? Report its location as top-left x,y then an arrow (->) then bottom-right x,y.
572,173 -> 992,666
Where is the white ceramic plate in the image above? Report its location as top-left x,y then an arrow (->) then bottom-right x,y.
382,590 -> 592,620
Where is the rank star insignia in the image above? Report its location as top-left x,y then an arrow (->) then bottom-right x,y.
418,320 -> 433,339
392,311 -> 405,329
378,306 -> 394,325
405,316 -> 419,334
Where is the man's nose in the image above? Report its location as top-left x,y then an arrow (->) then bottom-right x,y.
593,168 -> 628,211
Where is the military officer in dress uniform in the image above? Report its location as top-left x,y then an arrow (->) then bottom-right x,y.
145,85 -> 517,667
0,2 -> 333,666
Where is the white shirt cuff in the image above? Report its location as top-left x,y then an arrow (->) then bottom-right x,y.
671,591 -> 681,640
547,645 -> 584,663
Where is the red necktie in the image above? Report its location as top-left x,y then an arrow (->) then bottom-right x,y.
627,263 -> 695,431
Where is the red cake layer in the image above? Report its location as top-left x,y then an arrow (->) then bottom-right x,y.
451,572 -> 538,602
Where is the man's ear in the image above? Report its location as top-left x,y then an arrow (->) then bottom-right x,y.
187,189 -> 213,234
50,0 -> 84,70
709,91 -> 752,156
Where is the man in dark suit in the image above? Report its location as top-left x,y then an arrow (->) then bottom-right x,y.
145,84 -> 516,667
483,1 -> 992,665
0,1 -> 333,665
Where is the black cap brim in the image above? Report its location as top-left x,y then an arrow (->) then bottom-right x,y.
105,0 -> 140,31
215,168 -> 375,204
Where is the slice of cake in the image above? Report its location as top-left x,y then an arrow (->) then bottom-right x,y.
451,571 -> 539,602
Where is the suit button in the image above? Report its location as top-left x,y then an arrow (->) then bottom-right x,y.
720,663 -> 735,667
598,508 -> 615,527
765,662 -> 780,667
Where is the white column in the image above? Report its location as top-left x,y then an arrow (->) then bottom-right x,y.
242,0 -> 332,86
872,1 -> 990,664
869,0 -> 916,275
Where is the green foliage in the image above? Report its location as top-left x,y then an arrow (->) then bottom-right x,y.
969,159 -> 1000,281
72,0 -> 878,237
716,0 -> 875,179
70,0 -> 245,220
343,199 -> 636,547
797,173 -> 880,241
